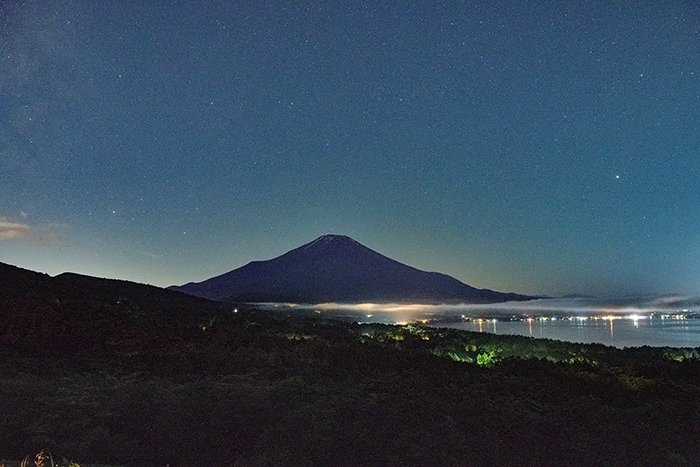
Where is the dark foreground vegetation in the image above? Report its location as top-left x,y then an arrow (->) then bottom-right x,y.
1,263 -> 700,466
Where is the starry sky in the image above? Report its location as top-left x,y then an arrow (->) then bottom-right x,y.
1,0 -> 699,297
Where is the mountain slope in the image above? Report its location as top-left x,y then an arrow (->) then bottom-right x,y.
0,261 -> 222,350
172,234 -> 532,304
0,261 -> 56,301
0,261 -> 216,311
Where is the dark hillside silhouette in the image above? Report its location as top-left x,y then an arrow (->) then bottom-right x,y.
0,261 -> 699,465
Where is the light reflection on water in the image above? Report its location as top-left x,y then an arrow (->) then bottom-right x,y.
258,297 -> 700,348
444,316 -> 700,349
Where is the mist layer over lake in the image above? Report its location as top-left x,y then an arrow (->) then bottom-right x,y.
259,296 -> 700,348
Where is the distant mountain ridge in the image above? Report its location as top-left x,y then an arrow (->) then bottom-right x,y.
171,234 -> 534,304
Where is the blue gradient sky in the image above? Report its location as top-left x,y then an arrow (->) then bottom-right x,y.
1,1 -> 699,296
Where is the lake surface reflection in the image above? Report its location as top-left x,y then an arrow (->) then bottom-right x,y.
439,315 -> 700,349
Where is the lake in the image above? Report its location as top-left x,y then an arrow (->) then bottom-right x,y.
437,315 -> 700,349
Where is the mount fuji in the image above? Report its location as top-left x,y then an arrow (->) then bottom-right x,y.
170,234 -> 533,304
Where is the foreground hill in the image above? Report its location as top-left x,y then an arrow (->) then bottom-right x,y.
0,261 -> 222,351
2,262 -> 700,465
172,234 -> 532,303
0,261 -> 216,309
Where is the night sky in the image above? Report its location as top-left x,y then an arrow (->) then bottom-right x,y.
1,1 -> 699,297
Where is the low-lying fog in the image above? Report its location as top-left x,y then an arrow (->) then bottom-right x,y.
257,296 -> 700,348
258,295 -> 700,324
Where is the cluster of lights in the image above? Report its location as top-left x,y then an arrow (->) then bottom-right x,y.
659,314 -> 691,320
451,312 -> 694,325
